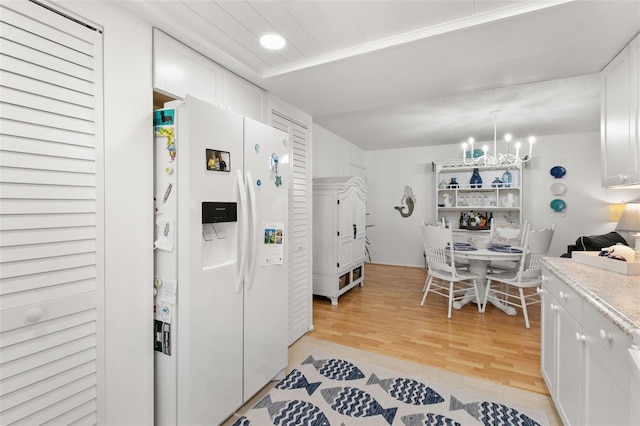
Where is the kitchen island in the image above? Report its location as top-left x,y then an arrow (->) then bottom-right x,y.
541,256 -> 639,426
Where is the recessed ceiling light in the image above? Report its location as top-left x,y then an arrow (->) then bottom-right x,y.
260,33 -> 286,50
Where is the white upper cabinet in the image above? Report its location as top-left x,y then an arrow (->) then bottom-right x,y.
153,29 -> 223,106
630,34 -> 640,184
223,72 -> 266,123
153,29 -> 266,122
601,32 -> 640,187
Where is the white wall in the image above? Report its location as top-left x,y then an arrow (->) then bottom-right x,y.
365,131 -> 640,268
522,131 -> 639,257
312,124 -> 366,179
55,1 -> 154,424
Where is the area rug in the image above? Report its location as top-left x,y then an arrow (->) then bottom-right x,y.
233,350 -> 549,426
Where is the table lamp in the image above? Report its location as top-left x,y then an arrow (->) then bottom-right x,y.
615,202 -> 640,253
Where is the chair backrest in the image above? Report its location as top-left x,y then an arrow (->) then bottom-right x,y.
421,224 -> 456,276
518,225 -> 555,279
490,219 -> 529,247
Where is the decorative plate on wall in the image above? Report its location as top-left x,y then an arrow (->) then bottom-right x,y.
550,182 -> 567,196
550,198 -> 567,212
550,165 -> 566,179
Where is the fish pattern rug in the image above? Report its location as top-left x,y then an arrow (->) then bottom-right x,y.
233,350 -> 549,426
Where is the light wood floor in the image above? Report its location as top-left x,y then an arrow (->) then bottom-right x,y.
310,263 -> 549,396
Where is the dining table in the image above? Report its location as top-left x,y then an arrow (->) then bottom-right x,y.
451,243 -> 524,315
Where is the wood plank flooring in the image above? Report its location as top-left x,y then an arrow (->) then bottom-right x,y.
310,263 -> 549,395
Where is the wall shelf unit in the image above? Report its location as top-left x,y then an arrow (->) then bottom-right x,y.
433,160 -> 523,237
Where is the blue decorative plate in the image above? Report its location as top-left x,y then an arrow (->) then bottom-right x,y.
488,247 -> 523,253
550,165 -> 566,179
550,198 -> 566,212
454,246 -> 478,251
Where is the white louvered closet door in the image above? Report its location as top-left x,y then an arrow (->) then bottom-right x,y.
272,112 -> 311,345
0,1 -> 104,424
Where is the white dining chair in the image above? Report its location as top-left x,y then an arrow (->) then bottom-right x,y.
481,225 -> 555,328
490,218 -> 529,246
420,223 -> 480,318
488,219 -> 529,272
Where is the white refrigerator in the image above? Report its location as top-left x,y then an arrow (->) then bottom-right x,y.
153,96 -> 289,425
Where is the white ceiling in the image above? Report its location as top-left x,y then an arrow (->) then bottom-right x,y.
119,0 -> 640,150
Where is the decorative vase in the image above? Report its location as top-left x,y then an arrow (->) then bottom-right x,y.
438,179 -> 447,189
448,178 -> 459,189
491,177 -> 503,188
501,170 -> 512,188
470,168 -> 483,188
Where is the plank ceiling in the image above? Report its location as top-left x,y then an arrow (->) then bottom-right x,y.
119,0 -> 640,150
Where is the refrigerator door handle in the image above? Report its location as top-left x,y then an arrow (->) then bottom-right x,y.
245,171 -> 259,291
235,169 -> 249,294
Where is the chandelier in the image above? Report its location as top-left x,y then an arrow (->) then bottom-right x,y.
462,110 -> 534,167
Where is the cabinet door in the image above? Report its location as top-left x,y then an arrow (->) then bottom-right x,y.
601,45 -> 631,187
223,73 -> 266,123
629,33 -> 640,184
352,189 -> 367,264
337,190 -> 355,269
540,287 -> 557,397
153,29 -> 223,105
583,339 -> 630,426
556,305 -> 583,426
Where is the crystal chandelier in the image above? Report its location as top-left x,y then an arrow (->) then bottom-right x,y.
461,110 -> 534,166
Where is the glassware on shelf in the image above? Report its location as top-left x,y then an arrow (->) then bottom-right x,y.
501,169 -> 512,187
448,178 -> 459,188
470,168 -> 483,188
491,177 -> 504,188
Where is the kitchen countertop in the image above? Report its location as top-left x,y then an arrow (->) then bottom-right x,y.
542,257 -> 640,338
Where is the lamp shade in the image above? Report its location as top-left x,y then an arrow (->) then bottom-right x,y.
615,203 -> 640,232
615,203 -> 640,253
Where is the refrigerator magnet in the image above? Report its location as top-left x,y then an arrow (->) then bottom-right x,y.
206,149 -> 230,172
275,175 -> 282,187
261,223 -> 284,266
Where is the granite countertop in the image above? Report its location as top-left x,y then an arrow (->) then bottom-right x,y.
542,257 -> 640,337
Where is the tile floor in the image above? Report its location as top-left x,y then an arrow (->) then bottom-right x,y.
222,335 -> 562,425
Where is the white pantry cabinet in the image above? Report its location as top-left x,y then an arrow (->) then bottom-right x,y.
313,177 -> 368,305
541,267 -> 632,426
601,32 -> 640,187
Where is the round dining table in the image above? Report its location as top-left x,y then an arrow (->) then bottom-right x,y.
451,245 -> 524,315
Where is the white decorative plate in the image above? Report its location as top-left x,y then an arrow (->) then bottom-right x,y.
550,182 -> 567,196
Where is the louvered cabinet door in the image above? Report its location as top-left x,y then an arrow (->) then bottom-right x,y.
272,112 -> 310,345
0,1 -> 104,424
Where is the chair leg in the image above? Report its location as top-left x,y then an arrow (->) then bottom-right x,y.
420,275 -> 433,306
519,287 -> 530,329
447,281 -> 454,318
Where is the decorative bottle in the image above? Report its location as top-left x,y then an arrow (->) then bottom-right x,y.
448,178 -> 459,189
491,177 -> 503,188
501,169 -> 512,188
469,168 -> 483,188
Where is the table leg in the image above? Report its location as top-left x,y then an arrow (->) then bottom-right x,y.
452,259 -> 517,316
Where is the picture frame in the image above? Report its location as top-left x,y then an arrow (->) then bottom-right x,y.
206,149 -> 230,172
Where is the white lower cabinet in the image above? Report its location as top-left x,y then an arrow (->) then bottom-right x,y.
555,301 -> 582,425
541,267 -> 632,425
